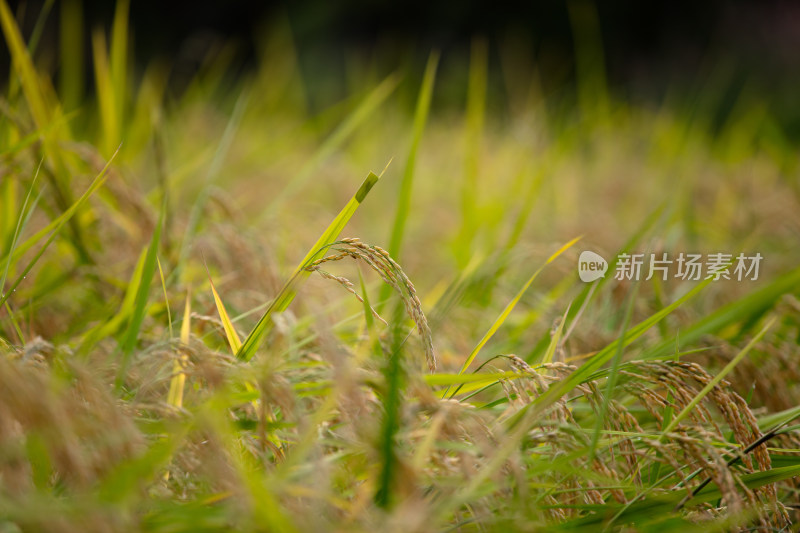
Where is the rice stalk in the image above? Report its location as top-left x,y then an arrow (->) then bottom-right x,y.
305,238 -> 434,371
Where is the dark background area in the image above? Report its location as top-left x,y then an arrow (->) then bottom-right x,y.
4,0 -> 800,137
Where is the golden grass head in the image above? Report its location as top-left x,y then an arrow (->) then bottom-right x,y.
305,238 -> 436,372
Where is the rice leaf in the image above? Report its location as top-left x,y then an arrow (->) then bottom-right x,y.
205,264 -> 242,354
78,248 -> 146,355
455,38 -> 488,266
110,0 -> 129,131
386,51 -> 439,261
375,303 -> 406,508
661,316 -> 775,437
425,371 -> 518,387
0,151 -> 119,310
262,74 -> 399,215
642,266 -> 800,359
687,464 -> 800,507
589,282 -> 638,459
0,0 -> 51,128
0,0 -> 88,258
541,303 -> 570,365
451,236 -> 580,382
156,257 -> 172,339
59,0 -> 84,110
92,28 -> 118,155
236,171 -> 381,361
166,290 -> 191,409
378,51 -> 439,311
507,274 -> 718,429
1,162 -> 41,300
0,147 -> 119,271
115,198 -> 165,390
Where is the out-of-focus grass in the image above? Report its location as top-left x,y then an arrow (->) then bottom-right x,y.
1,1 -> 800,532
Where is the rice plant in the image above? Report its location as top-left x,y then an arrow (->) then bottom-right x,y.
1,2 -> 799,532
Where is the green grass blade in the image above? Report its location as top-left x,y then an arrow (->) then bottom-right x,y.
507,274 -> 718,428
661,317 -> 775,437
261,74 -> 399,216
92,28 -> 118,156
110,0 -> 129,133
0,168 -> 17,244
171,89 -> 250,285
454,236 -> 580,378
167,291 -> 192,409
589,282 -> 638,459
0,0 -> 87,260
688,464 -> 800,507
59,0 -> 84,110
375,303 -> 406,508
116,199 -> 165,390
0,147 -> 119,271
557,204 -> 666,353
22,0 -> 54,58
1,162 -> 41,300
541,303 -> 570,365
379,51 -> 439,310
156,257 -> 172,339
236,171 -> 381,361
455,38 -> 488,266
560,460 -> 798,532
386,51 -> 439,260
425,371 -> 517,387
206,265 -> 242,354
88,0 -> 127,156
0,151 -> 119,310
568,0 -> 609,123
0,110 -> 76,158
756,404 -> 800,432
0,0 -> 51,128
642,266 -> 800,359
77,248 -> 146,355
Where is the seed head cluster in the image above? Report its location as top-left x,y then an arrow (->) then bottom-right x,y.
304,238 -> 436,371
